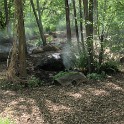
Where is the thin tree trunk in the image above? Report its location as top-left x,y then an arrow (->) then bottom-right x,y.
88,0 -> 94,64
99,33 -> 104,66
30,0 -> 46,46
79,0 -> 85,52
83,0 -> 94,73
72,0 -> 79,43
98,0 -> 107,67
65,0 -> 71,42
94,0 -> 98,36
37,0 -> 41,24
4,0 -> 9,27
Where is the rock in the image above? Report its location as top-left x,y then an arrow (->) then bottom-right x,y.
0,38 -> 13,62
49,32 -> 57,38
54,72 -> 87,86
120,57 -> 124,64
34,52 -> 65,71
32,47 -> 43,54
0,37 -> 13,45
44,34 -> 50,38
43,44 -> 59,52
0,53 -> 8,62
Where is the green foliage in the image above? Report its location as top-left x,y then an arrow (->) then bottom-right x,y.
35,39 -> 42,46
28,75 -> 41,87
100,61 -> 119,74
87,72 -> 106,80
47,36 -> 53,43
77,53 -> 88,70
0,81 -> 23,91
0,118 -> 13,124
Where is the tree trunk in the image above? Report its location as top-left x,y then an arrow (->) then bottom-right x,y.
88,0 -> 94,70
94,0 -> 98,36
30,0 -> 46,46
99,34 -> 104,66
4,0 -> 9,27
72,0 -> 79,43
98,0 -> 107,68
79,0 -> 85,52
65,0 -> 71,42
15,0 -> 27,78
83,0 -> 94,73
7,0 -> 27,80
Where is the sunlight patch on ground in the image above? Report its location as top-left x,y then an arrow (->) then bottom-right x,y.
3,90 -> 16,96
45,99 -> 71,113
66,92 -> 82,99
105,82 -> 124,92
88,88 -> 110,96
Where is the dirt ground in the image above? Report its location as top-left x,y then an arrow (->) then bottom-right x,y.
0,63 -> 124,124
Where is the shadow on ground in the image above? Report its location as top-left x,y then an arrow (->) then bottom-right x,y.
0,72 -> 124,124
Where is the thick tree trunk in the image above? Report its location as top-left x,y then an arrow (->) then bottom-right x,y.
65,0 -> 71,42
30,0 -> 46,46
15,0 -> 27,78
7,0 -> 27,80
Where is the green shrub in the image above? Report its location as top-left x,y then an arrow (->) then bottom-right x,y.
0,80 -> 23,90
35,39 -> 42,46
28,76 -> 41,87
47,36 -> 53,43
100,61 -> 119,74
77,54 -> 88,69
87,72 -> 106,80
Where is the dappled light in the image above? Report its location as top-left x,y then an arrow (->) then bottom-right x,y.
0,0 -> 124,123
0,76 -> 124,123
0,95 -> 46,123
105,82 -> 124,92
66,92 -> 82,99
87,88 -> 110,96
45,99 -> 71,113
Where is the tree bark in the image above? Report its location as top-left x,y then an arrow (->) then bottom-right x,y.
65,0 -> 71,42
15,0 -> 27,78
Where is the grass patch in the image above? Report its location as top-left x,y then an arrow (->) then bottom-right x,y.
0,118 -> 14,124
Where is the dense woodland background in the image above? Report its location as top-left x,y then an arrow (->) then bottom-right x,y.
0,0 -> 124,78
0,0 -> 124,123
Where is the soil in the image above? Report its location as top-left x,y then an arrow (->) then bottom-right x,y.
0,62 -> 124,124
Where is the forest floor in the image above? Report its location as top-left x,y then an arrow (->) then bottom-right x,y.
0,62 -> 124,124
